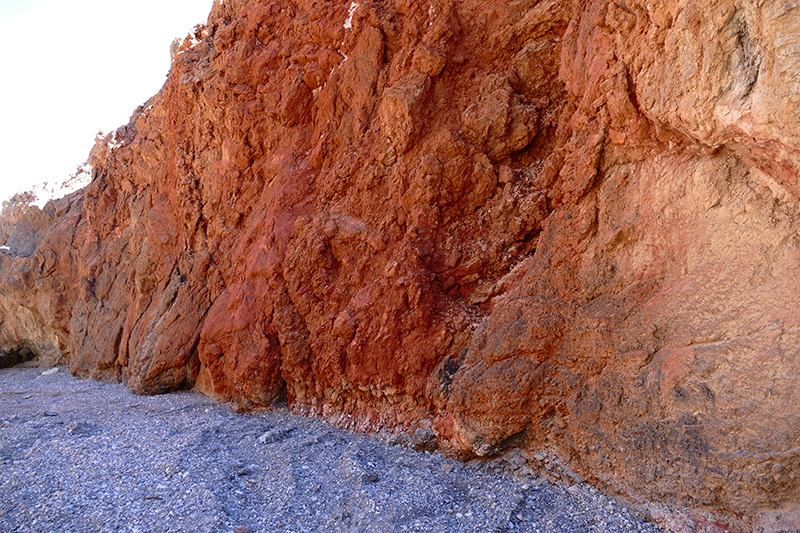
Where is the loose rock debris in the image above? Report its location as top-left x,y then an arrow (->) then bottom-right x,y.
0,366 -> 661,532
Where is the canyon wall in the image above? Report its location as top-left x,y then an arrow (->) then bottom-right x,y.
2,0 -> 800,527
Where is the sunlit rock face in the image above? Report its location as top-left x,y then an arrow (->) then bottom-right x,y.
605,0 -> 800,182
2,1 -> 800,528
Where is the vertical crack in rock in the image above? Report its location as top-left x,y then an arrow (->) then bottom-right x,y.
3,1 -> 800,528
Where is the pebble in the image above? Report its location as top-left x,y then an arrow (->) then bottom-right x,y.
0,366 -> 664,533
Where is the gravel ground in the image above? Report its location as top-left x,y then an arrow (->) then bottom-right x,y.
0,366 -> 663,533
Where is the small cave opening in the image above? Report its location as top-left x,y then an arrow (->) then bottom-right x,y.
0,345 -> 36,369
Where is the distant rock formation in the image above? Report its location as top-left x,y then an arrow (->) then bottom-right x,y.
0,191 -> 37,250
2,1 -> 800,529
170,37 -> 184,61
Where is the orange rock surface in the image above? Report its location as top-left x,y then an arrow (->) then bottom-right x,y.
2,0 -> 800,528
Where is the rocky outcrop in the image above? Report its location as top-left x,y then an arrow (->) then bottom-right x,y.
2,0 -> 800,528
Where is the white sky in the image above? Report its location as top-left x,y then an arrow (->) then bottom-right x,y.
0,0 -> 214,203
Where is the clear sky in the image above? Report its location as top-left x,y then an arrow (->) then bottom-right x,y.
0,0 -> 214,203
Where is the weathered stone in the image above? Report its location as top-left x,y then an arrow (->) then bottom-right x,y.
2,0 -> 800,529
379,71 -> 431,154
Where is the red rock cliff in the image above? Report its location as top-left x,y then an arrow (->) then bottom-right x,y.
2,0 -> 800,528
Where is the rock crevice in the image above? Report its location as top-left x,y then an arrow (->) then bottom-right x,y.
2,0 -> 800,528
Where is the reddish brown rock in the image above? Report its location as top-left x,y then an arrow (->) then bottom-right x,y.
2,0 -> 800,529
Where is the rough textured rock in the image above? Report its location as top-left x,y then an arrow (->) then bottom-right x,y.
2,0 -> 800,529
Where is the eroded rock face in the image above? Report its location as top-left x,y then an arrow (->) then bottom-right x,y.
2,0 -> 800,527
